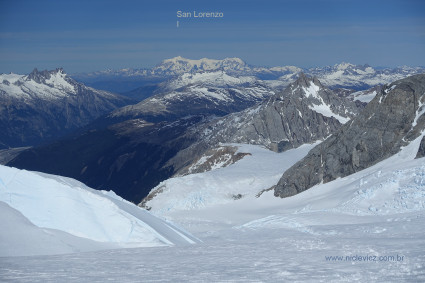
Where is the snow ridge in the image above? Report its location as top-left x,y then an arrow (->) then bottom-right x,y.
0,165 -> 198,251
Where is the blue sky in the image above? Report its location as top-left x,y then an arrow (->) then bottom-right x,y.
0,0 -> 424,73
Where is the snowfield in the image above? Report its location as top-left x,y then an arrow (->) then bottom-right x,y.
302,81 -> 350,124
1,135 -> 425,281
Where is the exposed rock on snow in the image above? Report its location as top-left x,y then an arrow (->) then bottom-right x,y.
274,73 -> 425,198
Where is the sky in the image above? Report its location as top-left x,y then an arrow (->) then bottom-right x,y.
0,0 -> 424,73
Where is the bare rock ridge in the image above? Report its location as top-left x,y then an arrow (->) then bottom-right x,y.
274,73 -> 425,198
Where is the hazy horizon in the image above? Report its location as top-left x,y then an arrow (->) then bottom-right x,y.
1,0 -> 424,73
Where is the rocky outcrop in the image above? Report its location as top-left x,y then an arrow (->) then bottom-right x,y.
416,136 -> 425,159
274,74 -> 425,198
177,145 -> 251,176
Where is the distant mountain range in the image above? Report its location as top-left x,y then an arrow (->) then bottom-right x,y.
72,56 -> 425,92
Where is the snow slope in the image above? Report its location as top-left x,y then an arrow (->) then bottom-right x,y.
144,142 -> 320,213
0,202 -> 115,257
0,165 -> 198,256
302,80 -> 350,123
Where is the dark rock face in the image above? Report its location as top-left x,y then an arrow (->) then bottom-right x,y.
274,74 -> 425,198
0,69 -> 132,149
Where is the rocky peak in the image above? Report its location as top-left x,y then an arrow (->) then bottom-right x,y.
293,72 -> 309,86
289,73 -> 323,91
27,68 -> 49,83
26,68 -> 66,84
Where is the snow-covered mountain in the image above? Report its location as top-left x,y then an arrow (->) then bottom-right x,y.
0,68 -> 125,102
0,164 -> 198,256
110,71 -> 274,122
0,68 -> 132,148
152,56 -> 251,76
